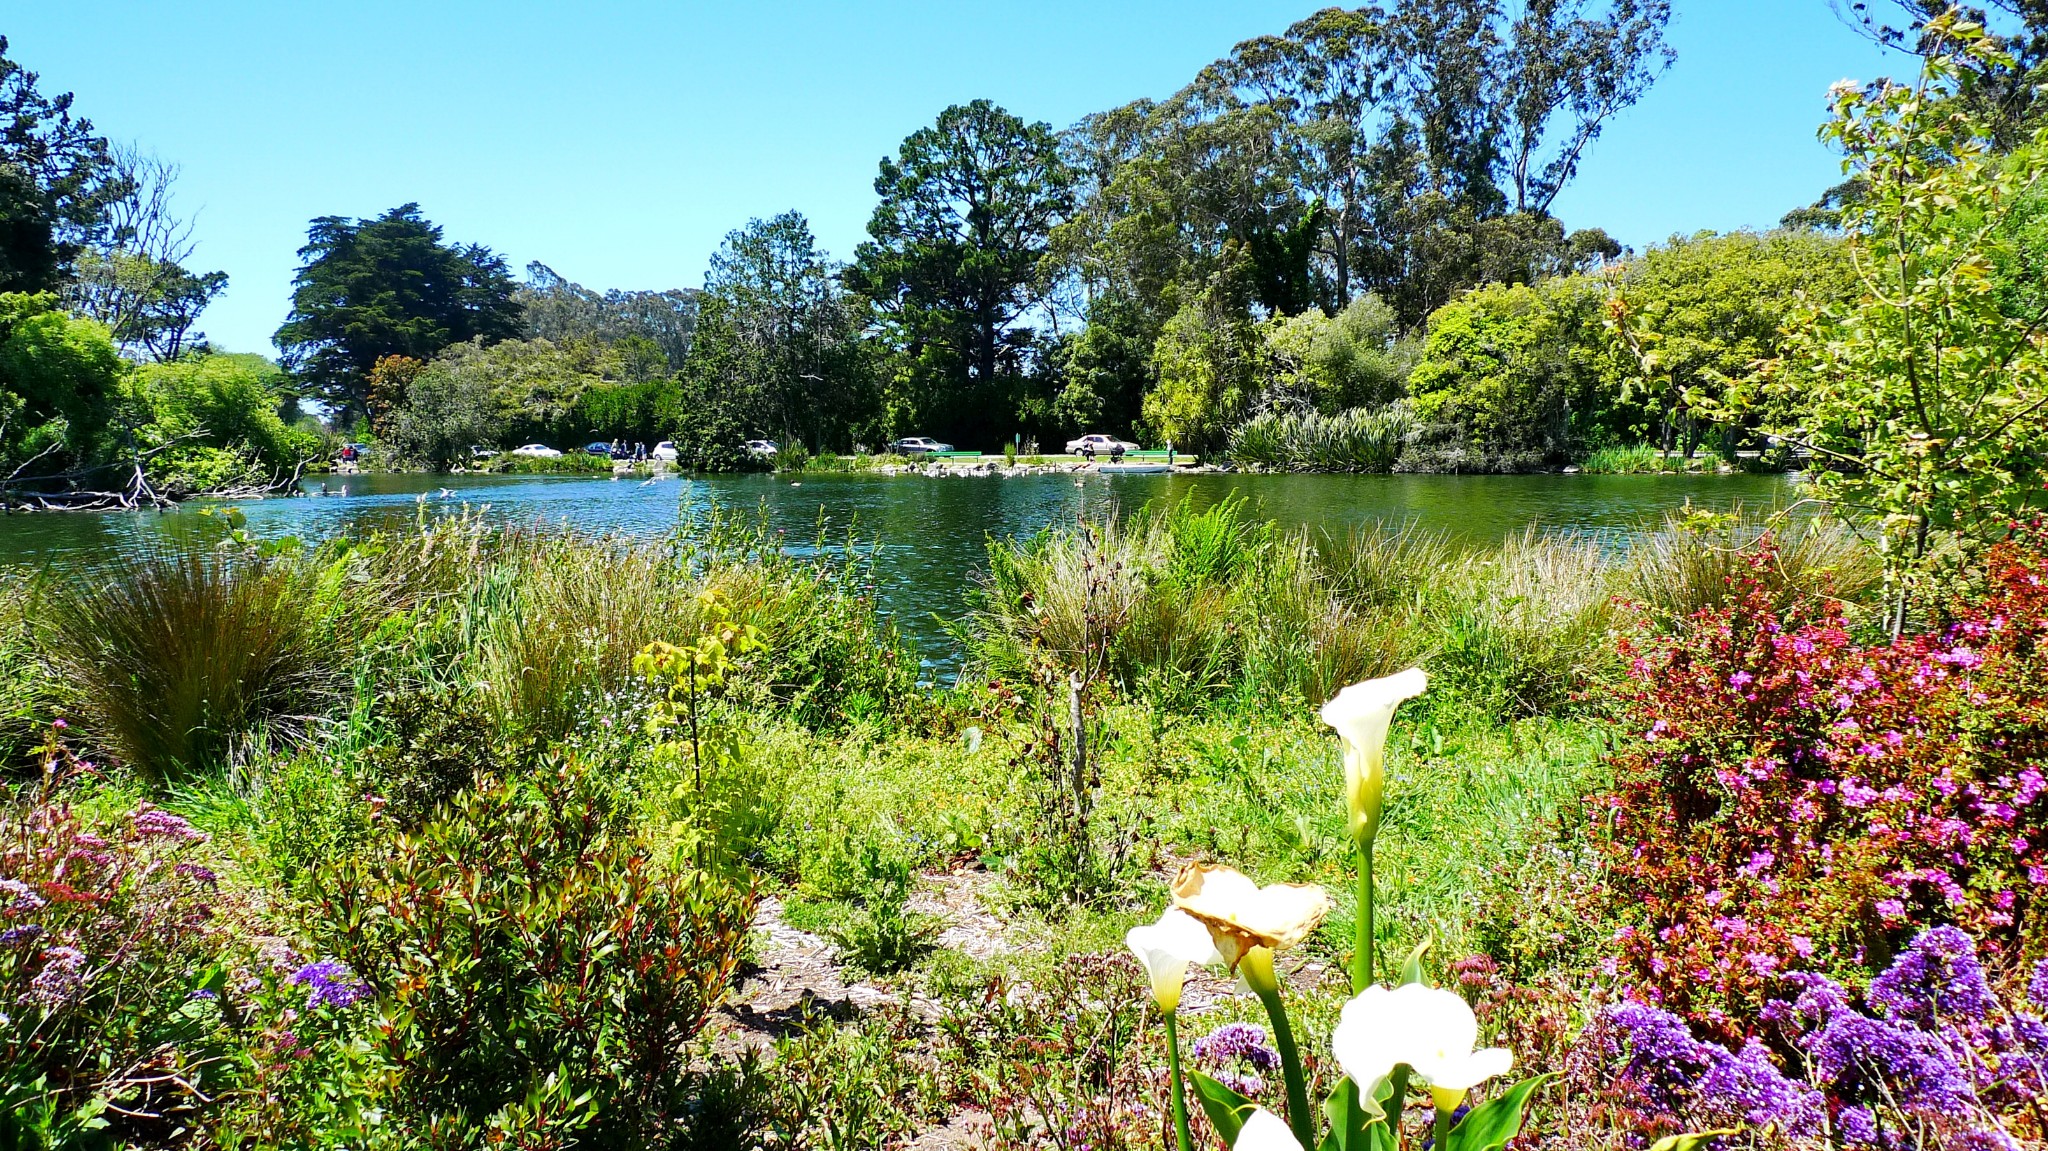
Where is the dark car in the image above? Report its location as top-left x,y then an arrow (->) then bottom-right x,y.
583,442 -> 615,457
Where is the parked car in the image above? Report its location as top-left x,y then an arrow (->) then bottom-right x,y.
511,444 -> 563,459
468,444 -> 498,459
889,436 -> 954,455
650,441 -> 679,462
583,441 -> 616,457
1065,433 -> 1140,456
744,439 -> 779,457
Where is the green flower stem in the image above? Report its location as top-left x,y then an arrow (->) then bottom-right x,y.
1432,1101 -> 1451,1151
1355,838 -> 1376,992
1244,948 -> 1314,1150
1164,1010 -> 1193,1151
1387,1065 -> 1412,1151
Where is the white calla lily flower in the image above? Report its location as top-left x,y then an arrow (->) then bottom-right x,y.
1234,1106 -> 1306,1151
1330,983 -> 1513,1111
1320,668 -> 1428,845
1124,907 -> 1222,1013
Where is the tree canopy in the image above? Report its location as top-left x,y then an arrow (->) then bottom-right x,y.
274,204 -> 522,418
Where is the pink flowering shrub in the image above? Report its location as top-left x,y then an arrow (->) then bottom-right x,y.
1592,524 -> 2048,1036
0,773 -> 236,1144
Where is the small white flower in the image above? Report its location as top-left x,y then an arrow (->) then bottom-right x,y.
1331,983 -> 1513,1111
1124,907 -> 1221,1013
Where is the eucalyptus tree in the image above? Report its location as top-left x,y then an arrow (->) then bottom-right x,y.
847,100 -> 1075,444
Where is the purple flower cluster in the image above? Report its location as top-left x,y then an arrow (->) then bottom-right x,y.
1189,1022 -> 1281,1095
132,808 -> 208,843
23,944 -> 87,1007
1607,1001 -> 1823,1135
1867,926 -> 1997,1025
0,877 -> 45,915
289,959 -> 367,1009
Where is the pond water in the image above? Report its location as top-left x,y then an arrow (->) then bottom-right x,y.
0,470 -> 1796,659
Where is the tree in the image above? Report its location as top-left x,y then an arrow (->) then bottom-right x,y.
62,148 -> 228,361
126,353 -> 314,495
1755,18 -> 2048,624
847,100 -> 1074,444
0,292 -> 124,472
0,36 -> 128,293
1404,277 -> 1618,470
691,212 -> 874,449
1604,230 -> 1853,457
274,204 -> 521,419
1829,0 -> 2048,148
517,263 -> 698,370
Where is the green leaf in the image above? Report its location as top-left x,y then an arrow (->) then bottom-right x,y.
1397,936 -> 1432,986
1321,1077 -> 1394,1151
1190,1070 -> 1258,1145
1648,1129 -> 1740,1151
1443,1074 -> 1555,1151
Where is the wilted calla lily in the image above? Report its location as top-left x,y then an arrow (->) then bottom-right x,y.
1330,983 -> 1513,1112
1234,1107 -> 1305,1151
1170,862 -> 1331,969
1124,907 -> 1221,1014
1320,668 -> 1428,846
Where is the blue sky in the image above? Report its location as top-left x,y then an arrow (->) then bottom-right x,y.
7,1 -> 1898,356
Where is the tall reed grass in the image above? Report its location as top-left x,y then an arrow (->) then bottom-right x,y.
1623,508 -> 1883,629
1227,404 -> 1419,472
40,549 -> 341,783
971,497 -> 1624,715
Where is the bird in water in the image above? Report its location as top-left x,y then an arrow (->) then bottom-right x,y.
436,488 -> 455,499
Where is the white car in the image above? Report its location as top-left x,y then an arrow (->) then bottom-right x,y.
744,439 -> 779,457
1066,433 -> 1141,456
511,444 -> 562,459
889,436 -> 954,455
650,441 -> 679,462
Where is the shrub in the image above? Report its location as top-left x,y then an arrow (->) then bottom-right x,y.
362,685 -> 499,827
0,779 -> 238,1146
1591,525 -> 2048,1035
311,755 -> 756,1143
39,549 -> 341,784
0,575 -> 54,770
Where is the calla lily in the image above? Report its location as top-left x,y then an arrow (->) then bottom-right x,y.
1124,907 -> 1222,1014
1320,668 -> 1428,846
1330,983 -> 1513,1112
1234,1107 -> 1306,1151
1170,862 -> 1332,969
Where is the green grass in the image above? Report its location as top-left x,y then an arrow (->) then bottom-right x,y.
1577,444 -> 1732,474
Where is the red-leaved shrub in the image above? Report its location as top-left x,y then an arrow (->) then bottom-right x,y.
1592,523 -> 2048,1037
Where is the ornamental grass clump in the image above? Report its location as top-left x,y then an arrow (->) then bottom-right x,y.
40,547 -> 340,784
1593,523 -> 2048,1032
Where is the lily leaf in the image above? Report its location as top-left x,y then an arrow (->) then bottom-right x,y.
1189,1070 -> 1257,1145
1320,1077 -> 1393,1151
1398,937 -> 1432,986
1443,1073 -> 1555,1151
1649,1130 -> 1741,1151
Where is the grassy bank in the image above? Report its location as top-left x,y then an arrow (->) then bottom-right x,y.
13,497 -> 2033,1151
